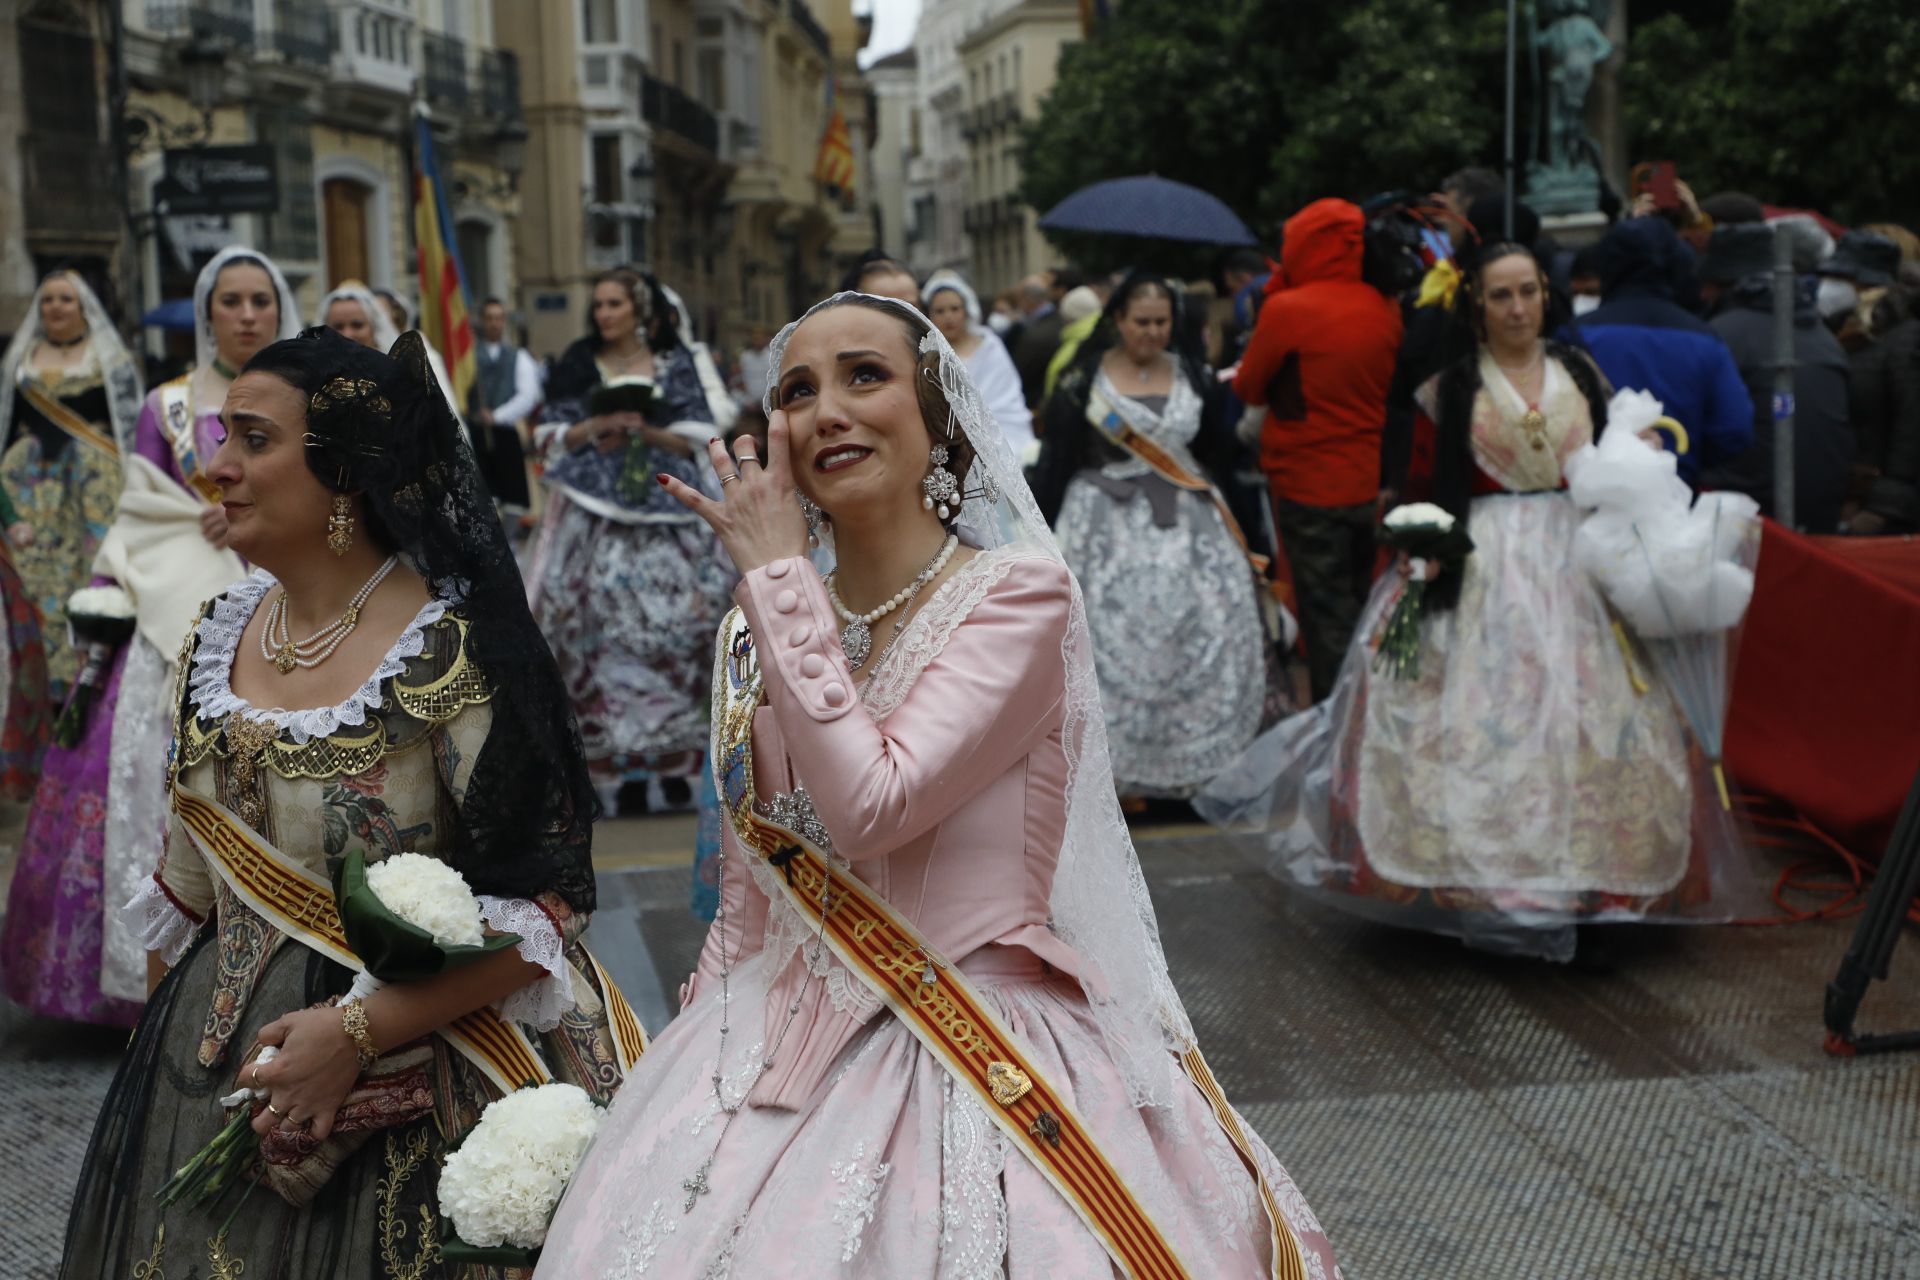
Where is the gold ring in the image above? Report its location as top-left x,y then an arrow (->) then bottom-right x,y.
719,473 -> 740,486
265,1102 -> 285,1117
250,1066 -> 262,1087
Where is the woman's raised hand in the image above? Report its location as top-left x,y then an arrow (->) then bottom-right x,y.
659,409 -> 809,576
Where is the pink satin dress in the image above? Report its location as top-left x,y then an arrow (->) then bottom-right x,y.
536,546 -> 1340,1279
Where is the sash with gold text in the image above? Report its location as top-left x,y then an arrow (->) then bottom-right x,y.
156,375 -> 223,503
713,614 -> 1307,1280
172,783 -> 646,1095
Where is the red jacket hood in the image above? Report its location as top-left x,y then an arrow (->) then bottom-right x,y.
1272,198 -> 1366,291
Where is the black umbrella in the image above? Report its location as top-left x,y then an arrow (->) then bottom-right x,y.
1039,175 -> 1258,247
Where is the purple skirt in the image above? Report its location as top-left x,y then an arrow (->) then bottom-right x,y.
1,644 -> 141,1026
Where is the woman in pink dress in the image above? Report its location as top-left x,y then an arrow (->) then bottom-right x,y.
534,293 -> 1339,1278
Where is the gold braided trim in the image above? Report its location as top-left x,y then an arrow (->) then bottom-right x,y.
376,1129 -> 442,1280
132,1223 -> 166,1279
205,1230 -> 244,1280
174,615 -> 490,782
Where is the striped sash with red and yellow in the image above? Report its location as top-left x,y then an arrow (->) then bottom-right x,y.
714,614 -> 1307,1279
172,783 -> 645,1094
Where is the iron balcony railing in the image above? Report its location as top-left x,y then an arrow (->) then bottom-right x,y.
789,0 -> 831,61
271,0 -> 331,68
423,31 -> 469,110
641,73 -> 720,154
145,0 -> 255,49
477,48 -> 521,120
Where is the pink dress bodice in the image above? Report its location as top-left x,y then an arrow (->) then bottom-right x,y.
686,547 -> 1087,1107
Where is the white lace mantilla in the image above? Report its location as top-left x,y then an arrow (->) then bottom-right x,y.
477,895 -> 573,1031
186,569 -> 451,744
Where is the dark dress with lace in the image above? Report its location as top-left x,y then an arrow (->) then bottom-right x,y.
62,574 -> 618,1280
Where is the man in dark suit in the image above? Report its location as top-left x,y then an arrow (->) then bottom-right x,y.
1015,267 -> 1080,410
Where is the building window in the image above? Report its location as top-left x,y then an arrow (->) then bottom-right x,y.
697,47 -> 724,110
457,218 -> 493,302
673,39 -> 685,89
1013,47 -> 1021,93
258,106 -> 318,263
969,69 -> 977,104
582,0 -> 617,44
323,178 -> 373,286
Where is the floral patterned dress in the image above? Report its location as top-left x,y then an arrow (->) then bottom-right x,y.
62,573 -> 623,1280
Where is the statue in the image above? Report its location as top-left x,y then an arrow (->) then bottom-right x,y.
1527,0 -> 1615,215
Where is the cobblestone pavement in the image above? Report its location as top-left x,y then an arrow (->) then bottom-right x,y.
5,825 -> 1918,1278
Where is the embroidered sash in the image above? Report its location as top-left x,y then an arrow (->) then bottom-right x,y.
172,782 -> 645,1095
713,613 -> 1307,1280
1087,386 -> 1270,579
19,377 -> 119,459
157,374 -> 223,503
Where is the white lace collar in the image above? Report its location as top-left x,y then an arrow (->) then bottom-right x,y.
858,544 -> 1047,721
187,569 -> 453,744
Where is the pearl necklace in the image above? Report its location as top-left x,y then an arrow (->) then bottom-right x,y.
257,556 -> 399,675
825,533 -> 958,666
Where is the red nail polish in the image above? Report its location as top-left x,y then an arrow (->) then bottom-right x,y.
657,474 -> 669,486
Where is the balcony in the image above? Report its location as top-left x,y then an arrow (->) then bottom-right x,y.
334,0 -> 415,96
21,133 -> 119,240
270,0 -> 331,69
477,49 -> 521,120
423,32 -> 469,111
642,73 -> 720,154
145,0 -> 255,50
789,0 -> 831,61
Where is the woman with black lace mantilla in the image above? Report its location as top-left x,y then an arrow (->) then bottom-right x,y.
63,328 -> 627,1279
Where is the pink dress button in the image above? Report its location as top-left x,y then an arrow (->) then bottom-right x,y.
800,654 -> 826,678
821,682 -> 848,707
765,559 -> 791,579
789,626 -> 813,648
773,589 -> 799,614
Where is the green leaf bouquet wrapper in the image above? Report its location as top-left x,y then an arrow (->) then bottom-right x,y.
588,376 -> 664,504
332,847 -> 522,983
1372,517 -> 1476,681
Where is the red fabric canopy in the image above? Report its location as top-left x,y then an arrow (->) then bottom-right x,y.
1726,524 -> 1920,861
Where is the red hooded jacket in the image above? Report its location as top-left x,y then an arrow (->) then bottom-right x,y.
1232,198 -> 1403,508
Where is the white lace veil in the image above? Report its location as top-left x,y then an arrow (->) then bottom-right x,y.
192,247 -> 304,372
763,291 -> 1195,1106
314,281 -> 403,352
0,269 -> 144,453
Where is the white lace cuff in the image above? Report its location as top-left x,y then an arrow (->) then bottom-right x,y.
123,876 -> 199,966
478,895 -> 574,1032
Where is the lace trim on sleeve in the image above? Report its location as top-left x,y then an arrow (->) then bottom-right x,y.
477,894 -> 575,1031
859,546 -> 1044,722
186,569 -> 451,745
123,875 -> 199,966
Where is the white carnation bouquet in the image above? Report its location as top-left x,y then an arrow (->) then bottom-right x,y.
438,1082 -> 605,1264
55,584 -> 137,747
1372,501 -> 1475,679
1565,388 -> 1762,806
159,851 -> 518,1214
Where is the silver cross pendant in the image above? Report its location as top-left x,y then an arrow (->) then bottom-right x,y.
681,1158 -> 713,1214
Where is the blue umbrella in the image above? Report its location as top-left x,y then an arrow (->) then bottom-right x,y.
1039,175 -> 1258,247
141,298 -> 197,332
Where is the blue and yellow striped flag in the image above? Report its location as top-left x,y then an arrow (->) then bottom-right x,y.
412,112 -> 475,412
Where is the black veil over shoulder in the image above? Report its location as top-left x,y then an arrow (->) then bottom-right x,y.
243,326 -> 598,911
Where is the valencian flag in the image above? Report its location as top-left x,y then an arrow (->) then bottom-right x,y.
412,111 -> 476,413
814,75 -> 856,198
1079,0 -> 1111,36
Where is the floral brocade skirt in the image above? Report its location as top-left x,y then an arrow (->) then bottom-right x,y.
1199,493 -> 1759,960
530,497 -> 733,782
0,545 -> 48,799
1,643 -> 137,1026
533,947 -> 1340,1279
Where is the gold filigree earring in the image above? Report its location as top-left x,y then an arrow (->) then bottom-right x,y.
326,493 -> 354,556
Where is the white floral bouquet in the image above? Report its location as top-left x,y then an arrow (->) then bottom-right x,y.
1372,502 -> 1475,680
55,584 -> 136,747
158,851 -> 518,1213
438,1082 -> 605,1264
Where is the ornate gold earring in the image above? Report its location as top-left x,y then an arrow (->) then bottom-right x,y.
326,493 -> 354,556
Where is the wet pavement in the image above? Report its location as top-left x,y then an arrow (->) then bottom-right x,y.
5,819 -> 1918,1278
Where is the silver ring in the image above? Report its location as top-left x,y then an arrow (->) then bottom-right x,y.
719,473 -> 740,486
734,452 -> 762,467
